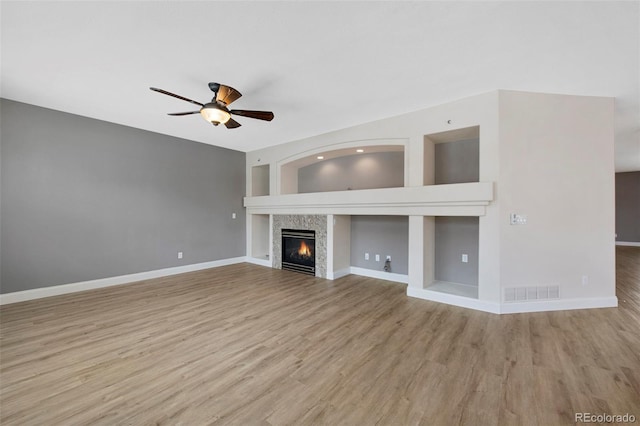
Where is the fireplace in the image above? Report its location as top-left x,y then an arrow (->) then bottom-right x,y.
281,229 -> 316,276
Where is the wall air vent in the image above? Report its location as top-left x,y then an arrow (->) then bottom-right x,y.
504,285 -> 559,302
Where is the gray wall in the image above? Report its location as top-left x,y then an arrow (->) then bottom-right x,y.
435,216 -> 479,286
1,99 -> 246,294
350,216 -> 408,275
435,139 -> 479,184
298,152 -> 404,193
616,171 -> 640,242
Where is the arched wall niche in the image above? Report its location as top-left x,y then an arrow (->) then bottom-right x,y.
276,138 -> 408,195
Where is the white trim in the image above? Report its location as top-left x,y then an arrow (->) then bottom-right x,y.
499,296 -> 618,314
428,280 -> 479,299
349,266 -> 408,284
406,286 -> 618,314
0,257 -> 247,305
327,267 -> 351,280
616,241 -> 640,247
246,257 -> 272,267
407,286 -> 500,313
244,182 -> 493,217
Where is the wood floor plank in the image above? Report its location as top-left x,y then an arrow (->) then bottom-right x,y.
1,248 -> 639,425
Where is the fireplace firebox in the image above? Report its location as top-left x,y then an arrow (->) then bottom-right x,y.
281,229 -> 316,276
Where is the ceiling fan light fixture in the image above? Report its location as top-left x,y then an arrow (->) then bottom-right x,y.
151,83 -> 274,130
200,104 -> 231,124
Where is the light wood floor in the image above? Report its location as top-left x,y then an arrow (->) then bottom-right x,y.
1,247 -> 638,425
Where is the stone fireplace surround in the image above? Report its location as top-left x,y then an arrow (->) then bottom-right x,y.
272,214 -> 328,278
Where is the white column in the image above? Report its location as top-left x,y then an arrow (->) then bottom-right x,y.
326,215 -> 335,279
408,215 -> 424,289
407,135 -> 424,187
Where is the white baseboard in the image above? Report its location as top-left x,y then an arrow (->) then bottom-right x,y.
246,257 -> 272,267
349,267 -> 408,284
0,256 -> 247,305
406,286 -> 618,314
327,267 -> 351,280
407,286 -> 500,313
500,296 -> 618,314
616,241 -> 640,247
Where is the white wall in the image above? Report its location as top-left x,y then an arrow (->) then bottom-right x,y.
246,92 -> 499,185
498,91 -> 616,300
251,165 -> 270,196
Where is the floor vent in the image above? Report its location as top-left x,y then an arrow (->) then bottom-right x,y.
504,285 -> 559,302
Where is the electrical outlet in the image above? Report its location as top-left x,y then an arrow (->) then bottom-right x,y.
510,213 -> 527,225
178,251 -> 183,259
365,253 -> 369,260
462,254 -> 468,263
375,254 -> 380,262
232,213 -> 236,219
582,275 -> 588,286
386,255 -> 391,261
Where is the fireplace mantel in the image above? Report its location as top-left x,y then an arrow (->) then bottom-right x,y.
244,182 -> 493,216
272,214 -> 328,278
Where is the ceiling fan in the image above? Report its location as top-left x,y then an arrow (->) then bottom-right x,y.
150,82 -> 274,129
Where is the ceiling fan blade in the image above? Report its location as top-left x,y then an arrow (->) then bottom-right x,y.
225,118 -> 242,129
210,82 -> 242,105
167,111 -> 201,116
230,109 -> 274,121
150,87 -> 204,107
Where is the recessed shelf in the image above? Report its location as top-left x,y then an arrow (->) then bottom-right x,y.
278,142 -> 406,195
424,125 -> 480,186
297,151 -> 404,193
250,214 -> 270,261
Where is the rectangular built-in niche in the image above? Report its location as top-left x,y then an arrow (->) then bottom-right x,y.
424,126 -> 479,185
250,214 -> 270,261
251,164 -> 270,196
430,216 -> 479,298
298,151 -> 404,193
350,215 -> 409,275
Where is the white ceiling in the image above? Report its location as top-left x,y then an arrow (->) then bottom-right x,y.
1,1 -> 638,171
